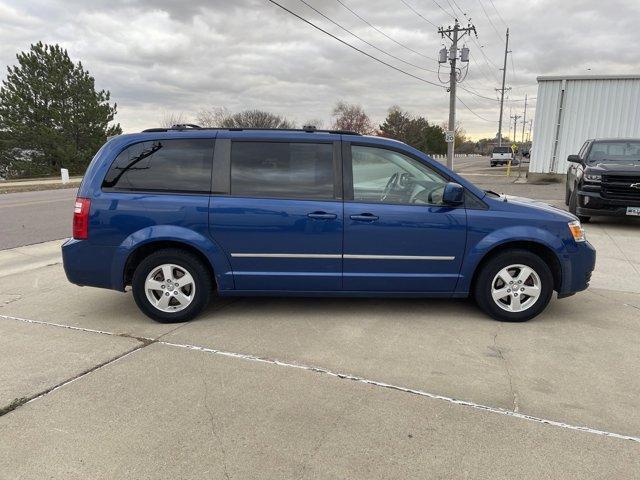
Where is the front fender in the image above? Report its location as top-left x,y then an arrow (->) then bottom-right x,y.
110,225 -> 233,291
457,226 -> 564,294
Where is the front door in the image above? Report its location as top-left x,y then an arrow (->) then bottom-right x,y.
342,143 -> 467,293
210,137 -> 343,291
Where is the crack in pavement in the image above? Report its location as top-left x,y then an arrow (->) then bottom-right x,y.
492,326 -> 520,413
200,355 -> 232,480
0,339 -> 151,418
2,313 -> 640,444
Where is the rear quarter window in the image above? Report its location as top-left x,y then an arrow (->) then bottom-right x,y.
102,138 -> 214,193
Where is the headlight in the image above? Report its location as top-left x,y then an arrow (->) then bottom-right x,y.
568,220 -> 586,242
584,173 -> 601,183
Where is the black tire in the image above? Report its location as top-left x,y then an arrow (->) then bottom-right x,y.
131,248 -> 213,323
568,188 -> 591,223
490,162 -> 496,167
474,249 -> 554,322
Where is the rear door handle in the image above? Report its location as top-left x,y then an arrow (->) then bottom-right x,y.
307,211 -> 337,220
350,213 -> 379,222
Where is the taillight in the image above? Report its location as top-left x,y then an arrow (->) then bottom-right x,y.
73,197 -> 91,240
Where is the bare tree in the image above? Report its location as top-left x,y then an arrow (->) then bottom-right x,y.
331,101 -> 374,134
159,112 -> 188,128
195,107 -> 229,127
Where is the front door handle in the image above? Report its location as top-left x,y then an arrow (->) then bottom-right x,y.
307,211 -> 337,220
350,213 -> 379,222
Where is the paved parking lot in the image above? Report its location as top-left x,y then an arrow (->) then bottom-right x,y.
1,158 -> 639,478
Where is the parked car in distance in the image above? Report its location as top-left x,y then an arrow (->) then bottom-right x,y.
62,125 -> 595,323
566,138 -> 640,222
490,146 -> 518,167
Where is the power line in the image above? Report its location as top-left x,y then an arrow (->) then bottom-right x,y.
477,0 -> 503,40
265,0 -> 445,88
459,84 -> 499,101
297,0 -> 438,73
267,0 -> 501,128
457,96 -> 494,122
335,0 -> 436,61
431,0 -> 456,19
443,0 -> 459,18
487,0 -> 508,27
450,0 -> 469,19
398,0 -> 437,28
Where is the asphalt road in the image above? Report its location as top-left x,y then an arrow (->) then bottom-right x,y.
0,188 -> 76,250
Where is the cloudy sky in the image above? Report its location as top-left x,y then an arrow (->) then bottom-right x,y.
1,0 -> 639,139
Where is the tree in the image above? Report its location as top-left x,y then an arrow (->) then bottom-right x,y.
160,112 -> 189,128
331,101 -> 374,134
195,108 -> 294,129
0,42 -> 121,177
379,106 -> 446,154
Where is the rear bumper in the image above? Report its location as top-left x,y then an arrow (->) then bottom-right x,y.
576,189 -> 640,217
62,239 -> 121,290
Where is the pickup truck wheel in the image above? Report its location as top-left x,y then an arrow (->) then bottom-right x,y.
474,249 -> 554,322
132,248 -> 212,323
569,189 -> 591,223
490,162 -> 496,167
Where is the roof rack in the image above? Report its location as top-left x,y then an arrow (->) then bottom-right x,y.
141,124 -> 361,135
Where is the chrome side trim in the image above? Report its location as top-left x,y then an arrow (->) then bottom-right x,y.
230,253 -> 342,259
230,253 -> 455,261
344,254 -> 455,260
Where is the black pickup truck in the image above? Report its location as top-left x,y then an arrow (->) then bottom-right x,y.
566,139 -> 640,222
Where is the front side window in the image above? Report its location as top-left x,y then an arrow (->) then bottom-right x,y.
351,145 -> 448,205
103,139 -> 214,192
231,142 -> 335,199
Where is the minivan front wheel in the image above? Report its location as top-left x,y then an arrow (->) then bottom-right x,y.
474,249 -> 553,322
132,248 -> 212,323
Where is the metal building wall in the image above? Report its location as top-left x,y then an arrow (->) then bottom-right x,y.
529,76 -> 640,174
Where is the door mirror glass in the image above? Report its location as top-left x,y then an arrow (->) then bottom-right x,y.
567,154 -> 582,164
442,182 -> 464,206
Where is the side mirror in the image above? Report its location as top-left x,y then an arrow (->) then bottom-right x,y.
567,154 -> 582,164
443,182 -> 464,206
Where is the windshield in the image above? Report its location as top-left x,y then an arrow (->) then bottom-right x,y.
587,141 -> 640,163
492,146 -> 511,153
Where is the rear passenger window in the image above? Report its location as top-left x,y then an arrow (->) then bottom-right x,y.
102,139 -> 214,193
231,142 -> 335,199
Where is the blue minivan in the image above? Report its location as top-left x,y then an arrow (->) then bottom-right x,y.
62,125 -> 596,323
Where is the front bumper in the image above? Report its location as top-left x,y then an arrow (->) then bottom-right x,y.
576,189 -> 640,217
559,240 -> 596,296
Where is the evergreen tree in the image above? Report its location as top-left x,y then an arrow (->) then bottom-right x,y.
379,106 -> 447,155
0,42 -> 121,176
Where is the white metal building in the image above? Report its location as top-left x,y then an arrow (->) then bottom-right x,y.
529,75 -> 640,175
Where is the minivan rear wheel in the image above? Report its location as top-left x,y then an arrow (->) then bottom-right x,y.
132,248 -> 213,323
474,249 -> 553,322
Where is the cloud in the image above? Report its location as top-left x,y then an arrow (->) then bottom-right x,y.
1,0 -> 639,139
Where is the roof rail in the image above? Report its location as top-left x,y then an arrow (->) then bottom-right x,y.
141,125 -> 361,135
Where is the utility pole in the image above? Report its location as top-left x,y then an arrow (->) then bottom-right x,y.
520,93 -> 528,143
496,28 -> 510,147
526,119 -> 533,143
510,114 -> 521,144
438,21 -> 476,170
